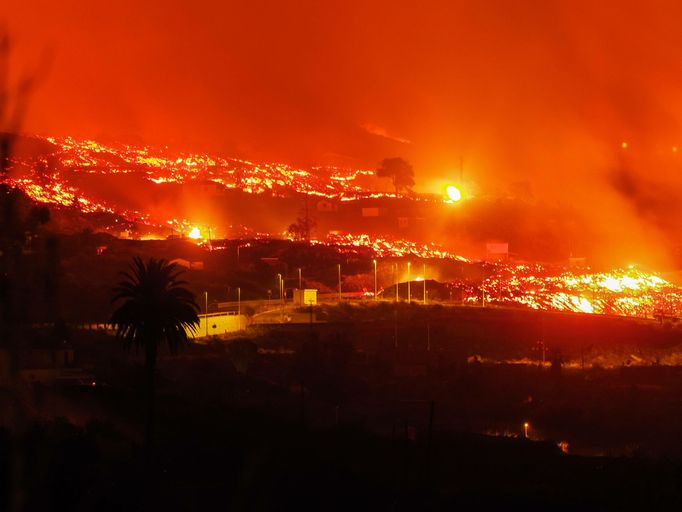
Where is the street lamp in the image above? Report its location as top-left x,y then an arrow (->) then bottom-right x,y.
524,422 -> 530,439
407,261 -> 411,304
373,259 -> 377,301
337,263 -> 342,301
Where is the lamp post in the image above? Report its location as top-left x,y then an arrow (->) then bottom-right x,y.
373,259 -> 377,301
407,261 -> 411,304
204,291 -> 208,337
277,273 -> 284,304
337,263 -> 342,301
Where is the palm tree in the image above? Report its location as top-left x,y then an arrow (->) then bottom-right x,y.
111,257 -> 199,461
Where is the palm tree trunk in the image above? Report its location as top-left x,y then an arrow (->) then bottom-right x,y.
144,340 -> 157,465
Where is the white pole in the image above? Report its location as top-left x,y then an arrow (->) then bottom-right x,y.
407,262 -> 411,304
373,259 -> 377,300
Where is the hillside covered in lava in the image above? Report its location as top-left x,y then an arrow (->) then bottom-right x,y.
3,133 -> 633,266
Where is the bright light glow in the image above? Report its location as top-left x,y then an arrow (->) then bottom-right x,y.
188,227 -> 201,239
446,185 -> 462,202
621,141 -> 628,149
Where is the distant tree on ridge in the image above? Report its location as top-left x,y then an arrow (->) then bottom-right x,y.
376,157 -> 415,195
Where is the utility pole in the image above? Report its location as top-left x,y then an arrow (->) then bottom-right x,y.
407,261 -> 411,304
277,273 -> 283,304
394,263 -> 398,302
373,259 -> 377,300
237,287 -> 241,330
304,195 -> 310,242
337,263 -> 342,301
298,267 -> 302,289
426,321 -> 431,351
423,263 -> 427,304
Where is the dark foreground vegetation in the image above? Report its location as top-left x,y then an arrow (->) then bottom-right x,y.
5,303 -> 682,510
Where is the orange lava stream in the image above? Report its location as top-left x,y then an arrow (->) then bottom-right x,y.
3,135 -> 403,235
473,264 -> 679,318
40,135 -> 389,199
311,232 -> 469,260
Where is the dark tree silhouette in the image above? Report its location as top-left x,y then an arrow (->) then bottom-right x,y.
288,196 -> 316,242
110,257 -> 199,461
288,215 -> 316,242
376,157 -> 415,195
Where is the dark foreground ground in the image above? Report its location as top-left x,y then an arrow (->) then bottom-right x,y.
4,305 -> 682,510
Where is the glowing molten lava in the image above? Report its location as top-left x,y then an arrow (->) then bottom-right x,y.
472,265 -> 678,318
2,135 -> 404,237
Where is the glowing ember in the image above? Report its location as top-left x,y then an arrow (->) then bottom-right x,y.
188,227 -> 201,239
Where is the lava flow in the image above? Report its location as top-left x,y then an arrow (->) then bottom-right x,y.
470,264 -> 679,319
4,134 -> 682,321
3,134 -> 407,234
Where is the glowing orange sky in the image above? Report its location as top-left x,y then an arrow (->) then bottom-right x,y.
5,0 -> 682,245
5,1 -> 682,268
